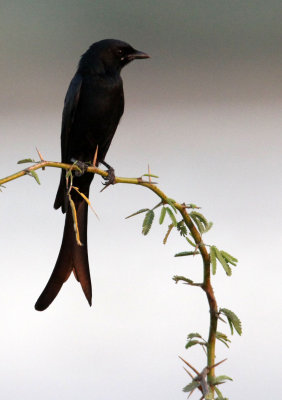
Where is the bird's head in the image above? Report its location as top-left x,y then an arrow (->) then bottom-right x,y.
79,39 -> 149,75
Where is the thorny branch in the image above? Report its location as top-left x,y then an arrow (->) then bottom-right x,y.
1,159 -> 224,398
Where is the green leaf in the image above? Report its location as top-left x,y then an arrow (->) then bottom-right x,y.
29,170 -> 40,185
220,308 -> 242,335
142,173 -> 159,178
186,236 -> 197,248
166,207 -> 177,226
214,247 -> 232,276
187,332 -> 203,340
221,250 -> 238,266
185,339 -> 206,350
210,246 -> 217,275
190,211 -> 213,234
159,207 -> 166,224
172,275 -> 194,285
163,223 -> 174,244
190,214 -> 205,234
205,221 -> 213,232
205,391 -> 214,400
125,208 -> 149,219
174,251 -> 199,257
187,203 -> 200,209
177,220 -> 187,236
216,332 -> 231,348
142,210 -> 154,235
166,197 -> 177,213
17,158 -> 35,164
210,375 -> 233,385
190,211 -> 208,227
185,340 -> 201,349
214,386 -> 228,399
183,380 -> 199,393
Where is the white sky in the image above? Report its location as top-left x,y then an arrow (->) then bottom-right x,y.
1,1 -> 281,399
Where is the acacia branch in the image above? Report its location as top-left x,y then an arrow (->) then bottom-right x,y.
0,160 -> 219,395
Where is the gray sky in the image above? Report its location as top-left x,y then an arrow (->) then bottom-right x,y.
1,1 -> 281,399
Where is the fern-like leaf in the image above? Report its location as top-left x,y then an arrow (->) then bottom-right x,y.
190,213 -> 205,234
177,220 -> 187,236
216,332 -> 231,348
142,210 -> 154,235
185,340 -> 204,349
190,211 -> 213,235
214,386 -> 227,399
159,207 -> 166,224
210,246 -> 217,275
205,221 -> 213,232
183,380 -> 199,393
220,308 -> 242,335
172,276 -> 194,285
166,197 -> 177,213
163,223 -> 174,244
186,203 -> 200,209
166,207 -> 177,226
214,247 -> 232,276
29,170 -> 40,185
17,158 -> 35,164
210,375 -> 233,385
174,251 -> 199,257
190,211 -> 208,227
142,173 -> 159,178
221,250 -> 238,266
186,236 -> 197,248
187,332 -> 203,340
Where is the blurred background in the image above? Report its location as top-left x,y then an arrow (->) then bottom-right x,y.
1,1 -> 281,399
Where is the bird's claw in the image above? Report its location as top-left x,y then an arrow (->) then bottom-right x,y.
100,167 -> 116,192
71,159 -> 89,176
103,167 -> 116,184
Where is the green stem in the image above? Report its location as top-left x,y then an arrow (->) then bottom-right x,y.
0,160 -> 218,397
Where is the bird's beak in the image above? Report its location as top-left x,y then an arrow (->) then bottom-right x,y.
127,50 -> 150,61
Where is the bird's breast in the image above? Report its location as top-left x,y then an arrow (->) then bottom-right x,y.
69,74 -> 124,161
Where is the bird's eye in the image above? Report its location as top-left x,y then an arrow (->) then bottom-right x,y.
117,49 -> 123,55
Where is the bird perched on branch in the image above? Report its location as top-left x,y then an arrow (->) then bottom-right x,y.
35,39 -> 149,311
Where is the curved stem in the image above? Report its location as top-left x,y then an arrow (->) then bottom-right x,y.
0,160 -> 218,395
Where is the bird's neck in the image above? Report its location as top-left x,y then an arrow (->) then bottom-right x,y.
78,54 -> 121,78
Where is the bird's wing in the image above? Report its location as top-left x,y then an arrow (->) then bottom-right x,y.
61,72 -> 83,162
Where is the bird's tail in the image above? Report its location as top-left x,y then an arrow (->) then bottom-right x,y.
35,191 -> 92,311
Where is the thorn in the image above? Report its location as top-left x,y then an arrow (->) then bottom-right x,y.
71,186 -> 100,220
179,356 -> 200,375
148,164 -> 152,183
208,358 -> 227,371
216,312 -> 227,323
183,367 -> 194,379
193,243 -> 200,256
36,147 -> 45,170
93,145 -> 98,167
100,183 -> 111,193
187,389 -> 196,398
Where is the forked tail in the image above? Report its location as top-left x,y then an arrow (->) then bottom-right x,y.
35,194 -> 92,311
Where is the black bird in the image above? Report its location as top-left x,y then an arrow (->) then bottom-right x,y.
35,39 -> 149,311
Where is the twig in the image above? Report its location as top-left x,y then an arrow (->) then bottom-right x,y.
0,159 -> 220,397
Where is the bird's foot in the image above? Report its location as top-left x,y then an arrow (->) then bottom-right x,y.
71,159 -> 89,176
100,161 -> 116,191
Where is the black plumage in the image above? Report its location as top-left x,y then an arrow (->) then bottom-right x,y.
35,39 -> 149,311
